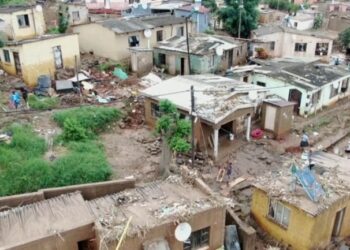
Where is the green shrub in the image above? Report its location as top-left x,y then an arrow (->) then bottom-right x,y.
28,95 -> 59,110
62,118 -> 90,141
53,106 -> 122,133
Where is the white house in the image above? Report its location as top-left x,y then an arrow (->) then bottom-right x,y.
251,25 -> 336,61
251,58 -> 350,116
286,13 -> 314,31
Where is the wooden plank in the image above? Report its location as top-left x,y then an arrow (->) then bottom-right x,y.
229,177 -> 246,189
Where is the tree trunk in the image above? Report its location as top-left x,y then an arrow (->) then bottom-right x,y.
159,136 -> 171,178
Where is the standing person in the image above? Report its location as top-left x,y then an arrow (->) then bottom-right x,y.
225,162 -> 233,185
11,91 -> 20,109
20,87 -> 29,109
300,130 -> 309,149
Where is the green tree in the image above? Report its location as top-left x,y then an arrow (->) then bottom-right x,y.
156,100 -> 191,177
313,15 -> 323,29
58,4 -> 69,33
339,27 -> 350,49
218,0 -> 259,38
202,0 -> 218,12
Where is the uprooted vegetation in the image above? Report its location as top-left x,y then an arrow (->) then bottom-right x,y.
0,106 -> 122,196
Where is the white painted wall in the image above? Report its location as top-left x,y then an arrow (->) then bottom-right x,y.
252,32 -> 333,61
290,18 -> 314,31
253,73 -> 350,116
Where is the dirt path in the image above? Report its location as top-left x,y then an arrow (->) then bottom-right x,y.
101,127 -> 160,182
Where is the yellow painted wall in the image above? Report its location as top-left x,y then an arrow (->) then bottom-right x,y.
72,22 -> 191,62
0,34 -> 79,87
0,8 -> 45,40
251,188 -> 350,250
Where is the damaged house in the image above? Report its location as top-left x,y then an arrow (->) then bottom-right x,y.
72,15 -> 191,63
251,152 -> 350,250
141,74 -> 267,159
153,33 -> 247,75
0,5 -> 80,86
0,176 -> 227,250
251,25 -> 335,61
251,58 -> 350,116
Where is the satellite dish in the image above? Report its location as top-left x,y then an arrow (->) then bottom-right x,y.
248,90 -> 258,100
142,3 -> 148,9
175,223 -> 192,242
144,29 -> 152,38
132,2 -> 139,8
215,47 -> 224,56
333,81 -> 339,89
35,5 -> 43,12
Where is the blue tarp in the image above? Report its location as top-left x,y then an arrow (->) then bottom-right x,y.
294,166 -> 325,202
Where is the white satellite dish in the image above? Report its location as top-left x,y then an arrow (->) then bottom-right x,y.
35,5 -> 43,12
142,3 -> 148,9
248,90 -> 258,100
215,47 -> 224,56
144,29 -> 152,38
175,222 -> 192,242
333,81 -> 339,89
132,2 -> 139,8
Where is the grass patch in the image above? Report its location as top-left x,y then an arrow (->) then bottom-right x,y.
53,106 -> 122,135
28,95 -> 59,110
0,107 -> 121,196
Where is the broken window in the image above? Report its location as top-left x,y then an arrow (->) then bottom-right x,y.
156,30 -> 163,42
158,53 -> 166,65
151,102 -> 161,117
184,227 -> 210,250
177,26 -> 184,36
294,43 -> 307,52
3,49 -> 10,63
268,200 -> 290,228
128,35 -> 140,47
17,14 -> 30,28
294,21 -> 298,28
270,41 -> 275,51
315,43 -> 329,56
72,11 -> 80,21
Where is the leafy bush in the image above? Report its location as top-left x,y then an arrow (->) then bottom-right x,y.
28,95 -> 59,110
53,106 -> 122,133
62,118 -> 90,141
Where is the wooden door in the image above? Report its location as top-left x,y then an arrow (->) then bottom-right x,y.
13,52 -> 22,75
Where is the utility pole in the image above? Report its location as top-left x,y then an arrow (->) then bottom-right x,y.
190,85 -> 195,168
185,16 -> 191,74
238,0 -> 243,39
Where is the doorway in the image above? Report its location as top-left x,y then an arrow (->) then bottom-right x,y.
288,89 -> 302,113
228,49 -> 233,68
332,208 -> 346,237
13,52 -> 22,75
53,46 -> 63,69
180,58 -> 185,75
